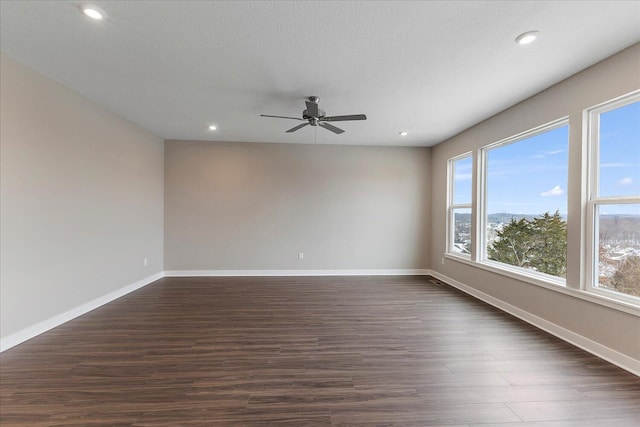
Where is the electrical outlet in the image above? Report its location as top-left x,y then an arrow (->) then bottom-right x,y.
298,252 -> 304,260
441,257 -> 445,265
144,258 -> 148,267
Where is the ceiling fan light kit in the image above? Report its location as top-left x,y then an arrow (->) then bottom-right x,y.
261,96 -> 367,135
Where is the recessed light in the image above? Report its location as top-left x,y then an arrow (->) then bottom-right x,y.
208,125 -> 217,131
80,5 -> 105,20
515,31 -> 539,45
399,131 -> 408,136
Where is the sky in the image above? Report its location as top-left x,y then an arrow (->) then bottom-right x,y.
598,101 -> 640,199
453,100 -> 639,216
486,125 -> 569,215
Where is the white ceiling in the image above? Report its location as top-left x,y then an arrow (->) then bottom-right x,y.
1,1 -> 639,147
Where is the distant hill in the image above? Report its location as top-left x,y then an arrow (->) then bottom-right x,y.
454,212 -> 546,223
599,215 -> 640,243
486,213 -> 539,223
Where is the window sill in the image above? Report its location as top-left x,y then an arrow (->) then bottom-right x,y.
443,253 -> 640,317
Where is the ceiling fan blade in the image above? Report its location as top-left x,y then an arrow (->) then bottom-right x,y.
321,114 -> 367,122
261,114 -> 304,121
305,100 -> 319,117
319,122 -> 345,134
286,123 -> 310,133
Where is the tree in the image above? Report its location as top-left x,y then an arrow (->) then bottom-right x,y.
488,211 -> 567,277
610,256 -> 640,297
528,212 -> 567,277
487,218 -> 535,268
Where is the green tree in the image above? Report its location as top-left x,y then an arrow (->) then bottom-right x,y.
528,212 -> 567,277
488,211 -> 567,277
610,256 -> 640,297
487,218 -> 535,268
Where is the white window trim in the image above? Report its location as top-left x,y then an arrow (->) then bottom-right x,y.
478,117 -> 570,285
444,253 -> 640,317
442,94 -> 640,314
585,90 -> 640,306
447,152 -> 472,257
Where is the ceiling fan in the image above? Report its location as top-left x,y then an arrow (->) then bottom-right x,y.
261,96 -> 367,134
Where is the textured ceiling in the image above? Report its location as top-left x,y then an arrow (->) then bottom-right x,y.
1,1 -> 639,147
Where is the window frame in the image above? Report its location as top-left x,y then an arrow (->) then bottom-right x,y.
478,117 -> 570,286
585,91 -> 640,305
446,152 -> 473,258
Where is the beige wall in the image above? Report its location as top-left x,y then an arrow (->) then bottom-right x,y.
165,140 -> 431,271
0,55 -> 165,339
430,44 -> 640,361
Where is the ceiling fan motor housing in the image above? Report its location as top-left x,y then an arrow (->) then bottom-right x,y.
303,109 -> 326,121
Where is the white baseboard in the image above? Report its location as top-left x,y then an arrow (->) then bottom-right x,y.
428,270 -> 640,377
0,271 -> 164,353
164,269 -> 431,277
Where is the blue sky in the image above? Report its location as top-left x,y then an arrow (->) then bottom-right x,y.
452,156 -> 472,205
486,125 -> 569,215
599,101 -> 640,199
453,100 -> 639,216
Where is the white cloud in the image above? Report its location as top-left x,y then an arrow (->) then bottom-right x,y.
601,163 -> 632,168
540,185 -> 564,197
618,177 -> 633,185
532,149 -> 565,160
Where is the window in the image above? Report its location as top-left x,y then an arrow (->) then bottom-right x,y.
481,119 -> 569,282
587,92 -> 640,302
448,154 -> 472,256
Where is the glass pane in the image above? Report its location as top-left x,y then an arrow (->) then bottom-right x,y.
451,208 -> 471,255
453,156 -> 472,205
598,101 -> 640,197
485,125 -> 568,278
595,203 -> 640,298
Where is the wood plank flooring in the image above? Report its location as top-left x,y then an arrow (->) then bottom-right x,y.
1,275 -> 639,426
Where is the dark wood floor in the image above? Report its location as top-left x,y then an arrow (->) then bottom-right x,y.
1,276 -> 639,426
